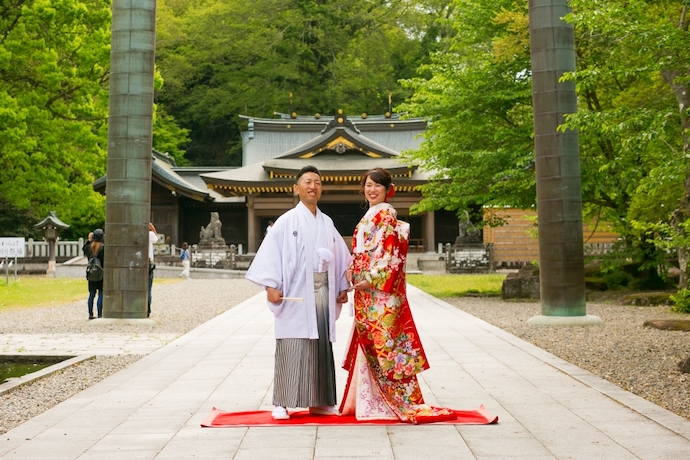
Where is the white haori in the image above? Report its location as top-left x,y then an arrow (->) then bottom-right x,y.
245,201 -> 352,341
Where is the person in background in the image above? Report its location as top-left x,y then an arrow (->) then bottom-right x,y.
148,222 -> 158,317
245,166 -> 351,420
82,232 -> 93,256
179,242 -> 191,279
265,220 -> 274,236
84,229 -> 105,319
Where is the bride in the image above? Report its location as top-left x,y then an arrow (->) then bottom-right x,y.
339,167 -> 455,423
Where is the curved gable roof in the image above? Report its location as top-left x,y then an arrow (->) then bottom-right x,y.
277,121 -> 400,159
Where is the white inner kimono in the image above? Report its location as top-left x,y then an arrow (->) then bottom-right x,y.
245,201 -> 352,341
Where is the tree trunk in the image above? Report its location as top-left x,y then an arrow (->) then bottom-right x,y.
661,68 -> 690,289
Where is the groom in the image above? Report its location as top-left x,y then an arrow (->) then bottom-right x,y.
245,165 -> 351,420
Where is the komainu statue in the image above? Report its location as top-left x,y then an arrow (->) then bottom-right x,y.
455,211 -> 483,246
199,212 -> 228,248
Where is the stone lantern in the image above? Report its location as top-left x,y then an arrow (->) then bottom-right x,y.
34,211 -> 70,277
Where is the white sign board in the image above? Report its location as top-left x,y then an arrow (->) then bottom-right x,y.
0,238 -> 26,257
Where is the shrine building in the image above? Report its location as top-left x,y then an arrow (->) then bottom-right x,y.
95,111 -> 462,254
200,111 -> 462,252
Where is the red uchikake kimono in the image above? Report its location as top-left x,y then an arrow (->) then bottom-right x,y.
339,203 -> 455,423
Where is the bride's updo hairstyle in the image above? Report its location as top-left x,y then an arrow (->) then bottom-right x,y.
360,167 -> 392,195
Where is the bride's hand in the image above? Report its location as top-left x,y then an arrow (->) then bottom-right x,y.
351,280 -> 371,291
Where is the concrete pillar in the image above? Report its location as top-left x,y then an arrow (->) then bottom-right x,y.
103,0 -> 157,319
527,0 -> 601,325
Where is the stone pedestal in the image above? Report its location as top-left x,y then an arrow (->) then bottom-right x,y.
526,315 -> 603,326
445,243 -> 494,274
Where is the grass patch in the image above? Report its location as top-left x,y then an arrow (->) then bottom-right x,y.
407,273 -> 505,298
0,275 -> 179,311
0,276 -> 87,311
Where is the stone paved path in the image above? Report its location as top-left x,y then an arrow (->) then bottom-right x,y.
1,286 -> 689,459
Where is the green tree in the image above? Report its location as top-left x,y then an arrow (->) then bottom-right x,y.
153,70 -> 190,165
402,0 -> 690,287
399,0 -> 535,224
0,0 -> 111,238
153,106 -> 191,166
563,0 -> 690,287
0,0 -> 190,237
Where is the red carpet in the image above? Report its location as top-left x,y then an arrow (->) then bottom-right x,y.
201,405 -> 498,427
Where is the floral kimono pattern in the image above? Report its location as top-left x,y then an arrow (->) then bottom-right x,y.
340,203 -> 454,423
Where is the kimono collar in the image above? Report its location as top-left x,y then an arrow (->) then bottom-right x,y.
363,202 -> 396,221
296,200 -> 319,219
354,202 -> 396,253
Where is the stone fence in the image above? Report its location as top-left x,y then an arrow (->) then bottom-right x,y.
584,242 -> 615,255
155,244 -> 252,271
12,238 -> 85,260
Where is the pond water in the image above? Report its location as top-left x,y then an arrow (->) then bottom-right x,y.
0,356 -> 72,384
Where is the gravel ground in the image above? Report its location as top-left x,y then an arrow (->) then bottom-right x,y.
444,296 -> 690,421
0,278 -> 262,434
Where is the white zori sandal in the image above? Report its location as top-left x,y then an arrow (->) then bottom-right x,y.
271,406 -> 290,420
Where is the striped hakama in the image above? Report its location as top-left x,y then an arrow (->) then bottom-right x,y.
273,272 -> 336,408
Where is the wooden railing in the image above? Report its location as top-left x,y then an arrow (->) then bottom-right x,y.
409,239 -> 426,253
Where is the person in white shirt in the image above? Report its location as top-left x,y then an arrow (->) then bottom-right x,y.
148,222 -> 158,317
246,166 -> 351,420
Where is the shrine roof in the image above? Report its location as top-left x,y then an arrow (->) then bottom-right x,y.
239,112 -> 427,132
200,153 -> 430,195
240,112 -> 426,165
275,122 -> 400,159
93,150 -> 216,202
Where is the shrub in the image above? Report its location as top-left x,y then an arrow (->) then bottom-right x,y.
629,273 -> 670,290
670,288 -> 690,313
602,270 -> 633,289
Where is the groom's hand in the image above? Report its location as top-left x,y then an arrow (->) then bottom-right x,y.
266,286 -> 283,303
336,290 -> 349,303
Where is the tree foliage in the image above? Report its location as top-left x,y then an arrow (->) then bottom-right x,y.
0,0 -> 453,236
8,0 -> 688,286
154,0 -> 454,165
0,0 -> 111,238
562,0 -> 690,286
0,0 -> 191,238
401,0 -> 690,286
399,0 -> 534,224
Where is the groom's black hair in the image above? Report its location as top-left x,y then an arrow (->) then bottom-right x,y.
296,165 -> 321,183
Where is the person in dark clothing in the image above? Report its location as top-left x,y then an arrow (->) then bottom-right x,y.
83,228 -> 105,319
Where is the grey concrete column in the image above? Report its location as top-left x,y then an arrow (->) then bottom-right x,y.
527,0 -> 601,325
103,0 -> 157,319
